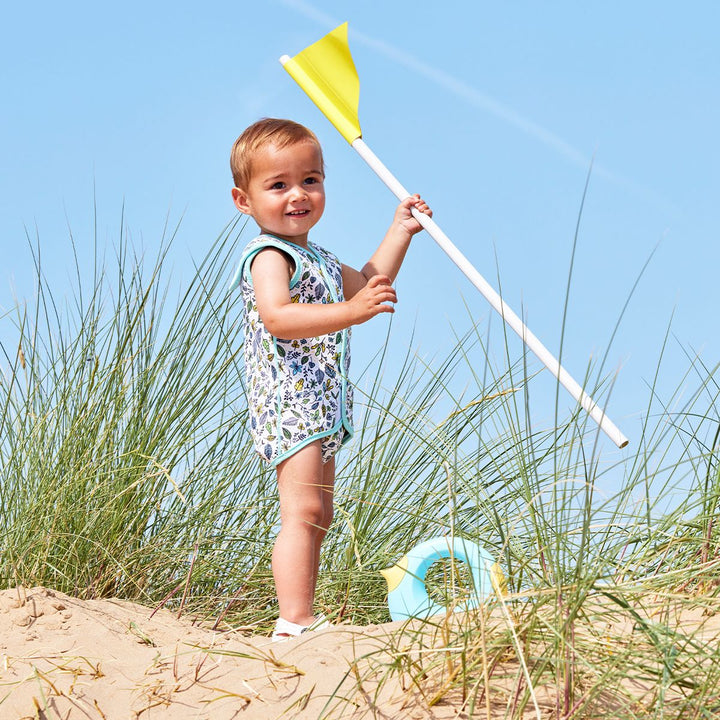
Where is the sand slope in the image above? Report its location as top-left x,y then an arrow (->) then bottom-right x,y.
5,585 -> 717,719
0,586 -> 476,719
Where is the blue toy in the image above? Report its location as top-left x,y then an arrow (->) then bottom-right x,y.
380,536 -> 505,621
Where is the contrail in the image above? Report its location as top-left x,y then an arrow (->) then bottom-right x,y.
279,0 -> 665,204
280,0 -> 589,166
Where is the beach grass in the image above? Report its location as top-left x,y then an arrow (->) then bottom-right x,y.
1,219 -> 719,718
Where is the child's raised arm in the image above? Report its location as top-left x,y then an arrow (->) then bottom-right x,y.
342,194 -> 431,300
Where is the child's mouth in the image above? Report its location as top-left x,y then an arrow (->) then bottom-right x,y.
287,210 -> 309,217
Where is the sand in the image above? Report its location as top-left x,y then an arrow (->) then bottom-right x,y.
3,586 -> 718,719
0,586 -> 487,719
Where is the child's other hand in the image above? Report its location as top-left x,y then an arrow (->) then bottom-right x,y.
393,194 -> 432,237
348,274 -> 397,323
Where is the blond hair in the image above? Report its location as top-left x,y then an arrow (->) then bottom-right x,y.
230,118 -> 324,190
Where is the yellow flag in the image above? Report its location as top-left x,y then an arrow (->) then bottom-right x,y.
281,22 -> 362,144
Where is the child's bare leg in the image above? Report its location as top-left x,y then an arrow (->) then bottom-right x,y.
273,440 -> 334,625
310,455 -> 335,597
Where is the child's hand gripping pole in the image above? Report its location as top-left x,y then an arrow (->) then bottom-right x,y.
352,137 -> 628,449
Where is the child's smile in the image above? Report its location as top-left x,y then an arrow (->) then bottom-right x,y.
234,140 -> 325,246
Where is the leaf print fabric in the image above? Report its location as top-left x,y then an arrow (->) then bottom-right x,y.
232,235 -> 353,466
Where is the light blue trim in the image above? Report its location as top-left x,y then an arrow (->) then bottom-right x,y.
300,243 -> 354,443
273,336 -> 283,451
270,419 -> 352,468
228,235 -> 304,291
305,243 -> 340,302
305,245 -> 354,437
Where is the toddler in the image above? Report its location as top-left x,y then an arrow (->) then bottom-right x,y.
229,118 -> 430,640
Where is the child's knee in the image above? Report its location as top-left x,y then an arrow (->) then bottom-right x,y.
306,497 -> 334,533
285,496 -> 325,531
304,501 -> 326,531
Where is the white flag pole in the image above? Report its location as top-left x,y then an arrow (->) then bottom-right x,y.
351,137 -> 629,449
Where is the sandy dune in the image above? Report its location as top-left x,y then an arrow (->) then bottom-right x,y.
0,586 -> 481,719
4,585 -> 718,719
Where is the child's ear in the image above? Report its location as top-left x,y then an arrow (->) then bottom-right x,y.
231,187 -> 251,214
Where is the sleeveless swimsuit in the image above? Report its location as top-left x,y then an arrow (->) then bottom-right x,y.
230,234 -> 353,466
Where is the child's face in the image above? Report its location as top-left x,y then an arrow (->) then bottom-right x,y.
232,140 -> 325,246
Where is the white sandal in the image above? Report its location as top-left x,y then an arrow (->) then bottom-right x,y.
271,614 -> 330,642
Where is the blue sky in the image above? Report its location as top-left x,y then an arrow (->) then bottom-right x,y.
1,1 -> 718,455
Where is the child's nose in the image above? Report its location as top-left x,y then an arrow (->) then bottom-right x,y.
289,184 -> 308,200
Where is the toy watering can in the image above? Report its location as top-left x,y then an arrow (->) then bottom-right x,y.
381,536 -> 505,621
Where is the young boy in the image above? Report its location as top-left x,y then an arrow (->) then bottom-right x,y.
229,118 -> 431,640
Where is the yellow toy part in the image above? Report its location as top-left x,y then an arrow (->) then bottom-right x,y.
380,554 -> 408,593
381,536 -> 504,621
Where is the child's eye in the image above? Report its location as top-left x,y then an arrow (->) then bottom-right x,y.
270,181 -> 285,190
304,177 -> 319,185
